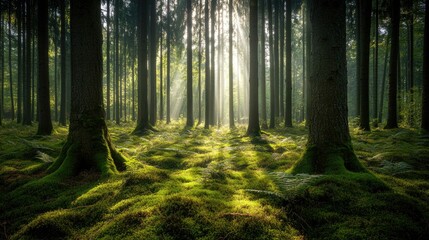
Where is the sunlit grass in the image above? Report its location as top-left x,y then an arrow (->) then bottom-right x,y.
0,120 -> 428,239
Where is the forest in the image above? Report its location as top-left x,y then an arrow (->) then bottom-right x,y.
0,0 -> 428,239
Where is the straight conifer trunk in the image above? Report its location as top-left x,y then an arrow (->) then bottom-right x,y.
23,0 -> 32,125
246,0 -> 260,136
422,0 -> 429,131
229,0 -> 235,129
48,0 -> 126,178
285,0 -> 292,127
204,0 -> 211,129
37,0 -> 53,135
385,0 -> 399,129
186,0 -> 194,127
59,0 -> 67,126
293,0 -> 364,174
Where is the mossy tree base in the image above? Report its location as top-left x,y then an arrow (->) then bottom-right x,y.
132,123 -> 157,135
47,121 -> 126,179
291,144 -> 366,174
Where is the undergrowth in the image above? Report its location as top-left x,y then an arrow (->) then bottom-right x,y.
0,120 -> 428,239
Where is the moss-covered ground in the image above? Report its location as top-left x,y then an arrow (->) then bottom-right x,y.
0,120 -> 428,239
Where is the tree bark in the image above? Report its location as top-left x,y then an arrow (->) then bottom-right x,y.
115,0 -> 120,125
210,0 -> 217,126
385,0 -> 399,129
285,0 -> 292,127
378,35 -> 389,123
268,0 -> 275,128
246,0 -> 260,136
8,2 -> 14,121
23,0 -> 32,125
37,0 -> 53,135
229,0 -> 235,129
186,0 -> 194,127
259,0 -> 267,129
106,0 -> 111,121
134,0 -> 153,134
149,0 -> 157,126
204,0 -> 210,129
167,0 -> 171,124
0,9 -> 3,125
17,0 -> 22,123
292,0 -> 365,174
59,0 -> 67,125
48,0 -> 126,178
406,0 -> 414,125
373,0 -> 379,121
422,0 -> 429,131
358,0 -> 371,131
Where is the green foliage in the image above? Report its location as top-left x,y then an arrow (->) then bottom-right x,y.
1,122 -> 428,239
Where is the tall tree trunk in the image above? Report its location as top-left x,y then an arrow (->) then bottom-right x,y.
385,0 -> 399,129
115,0 -> 120,124
356,0 -> 361,117
17,1 -> 22,123
59,0 -> 67,126
48,0 -> 126,178
279,0 -> 285,118
160,0 -> 164,122
8,2 -> 14,121
0,10 -> 3,125
246,0 -> 260,136
204,0 -> 210,128
259,0 -> 267,129
197,0 -> 202,125
422,0 -> 429,131
293,0 -> 364,174
134,0 -> 153,133
358,0 -> 372,131
123,31 -> 127,122
407,0 -> 414,125
210,0 -> 217,126
285,0 -> 292,127
149,0 -> 157,126
54,9 -> 59,122
273,0 -> 279,118
373,0 -> 379,121
379,35 -> 389,123
229,0 -> 235,129
106,0 -> 111,121
268,0 -> 275,128
37,0 -> 53,135
301,3 -> 305,122
166,0 -> 171,124
23,0 -> 32,125
305,0 -> 311,126
186,0 -> 194,127
32,19 -> 36,121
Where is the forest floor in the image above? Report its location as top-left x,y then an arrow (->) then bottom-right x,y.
0,120 -> 429,239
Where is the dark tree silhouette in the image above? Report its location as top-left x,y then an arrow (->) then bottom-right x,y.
292,0 -> 365,174
422,0 -> 429,131
285,0 -> 292,127
385,0 -> 399,129
37,0 -> 53,135
246,0 -> 260,137
358,0 -> 371,131
59,0 -> 67,126
186,0 -> 194,127
48,0 -> 126,178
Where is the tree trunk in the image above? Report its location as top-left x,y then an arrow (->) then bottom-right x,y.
149,0 -> 157,126
160,0 -> 164,122
8,2 -> 14,121
37,0 -> 53,135
54,8 -> 59,122
356,0 -> 361,117
358,0 -> 371,131
229,0 -> 235,129
133,0 -> 153,134
379,35 -> 389,123
48,0 -> 126,178
279,0 -> 285,119
115,0 -> 120,125
106,0 -> 111,121
246,0 -> 260,136
23,0 -> 32,125
407,0 -> 414,125
204,0 -> 210,129
0,10 -> 3,125
285,0 -> 292,127
422,0 -> 429,131
59,0 -> 67,126
17,1 -> 22,123
210,0 -> 217,126
268,0 -> 275,128
259,0 -> 267,129
292,0 -> 365,174
385,0 -> 399,129
186,0 -> 194,127
273,0 -> 279,118
373,0 -> 379,121
167,0 -> 171,124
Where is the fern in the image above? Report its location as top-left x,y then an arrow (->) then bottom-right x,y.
374,160 -> 413,175
246,172 -> 322,201
35,151 -> 54,163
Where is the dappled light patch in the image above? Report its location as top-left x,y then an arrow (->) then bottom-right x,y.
1,122 -> 428,239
